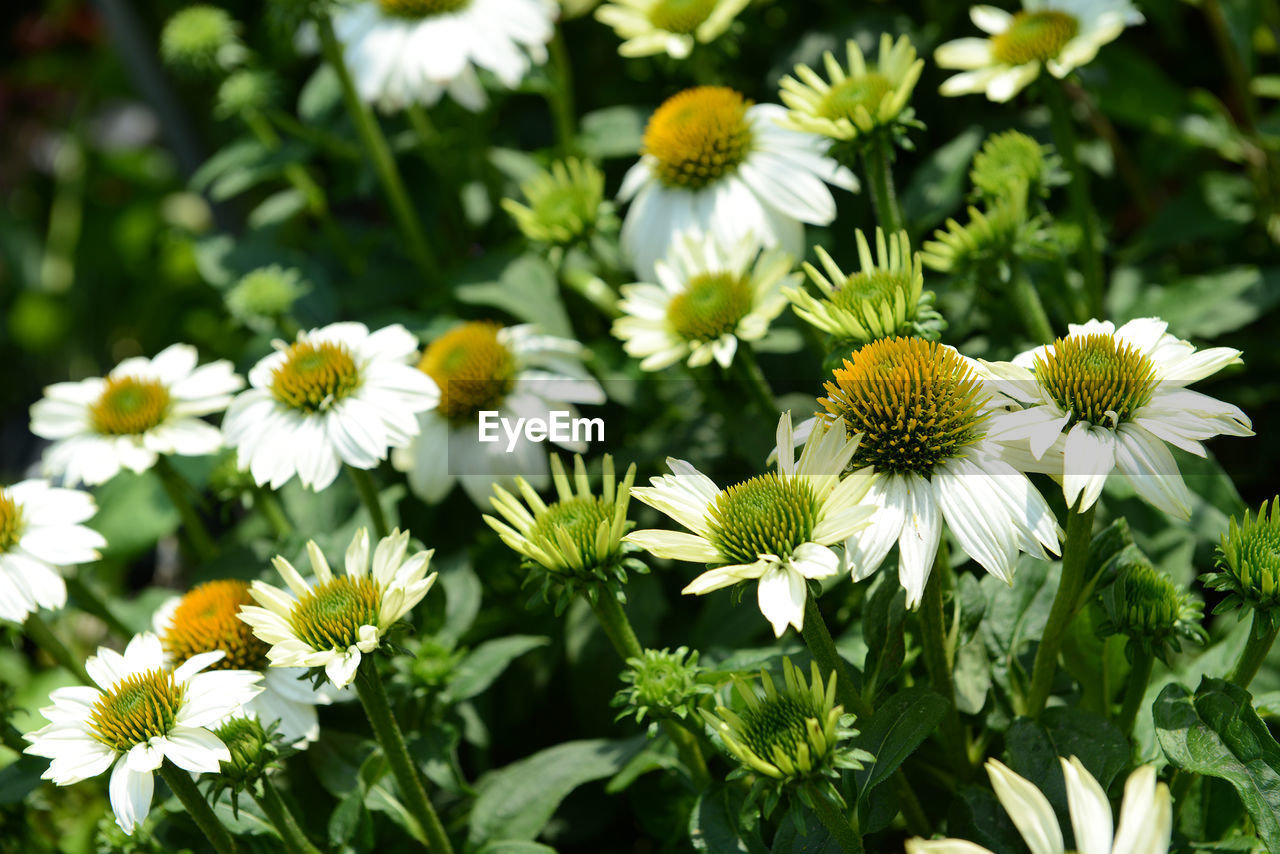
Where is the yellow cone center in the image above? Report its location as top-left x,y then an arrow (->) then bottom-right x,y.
418,322 -> 517,422
819,72 -> 893,121
90,669 -> 184,751
0,490 -> 22,553
377,0 -> 470,17
1034,333 -> 1157,427
708,473 -> 821,564
90,377 -> 171,436
644,87 -> 754,190
290,576 -> 382,652
162,579 -> 271,671
648,0 -> 717,34
667,271 -> 752,341
992,11 -> 1079,66
270,340 -> 361,413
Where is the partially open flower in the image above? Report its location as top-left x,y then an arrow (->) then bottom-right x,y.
613,646 -> 713,735
1204,497 -> 1280,635
920,192 -> 1051,275
595,0 -> 751,60
969,129 -> 1065,202
224,265 -> 308,332
502,158 -> 610,246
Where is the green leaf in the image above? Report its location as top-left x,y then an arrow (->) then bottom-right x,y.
902,126 -> 984,232
88,470 -> 179,557
329,786 -> 373,848
299,64 -> 342,122
689,783 -> 768,854
579,106 -> 648,160
248,188 -> 308,229
769,804 -> 840,854
468,736 -> 645,845
445,635 -> 549,703
437,557 -> 483,648
457,254 -> 574,338
861,573 -> 906,702
1110,265 -> 1280,339
475,843 -> 560,854
1154,677 -> 1280,850
852,686 -> 949,797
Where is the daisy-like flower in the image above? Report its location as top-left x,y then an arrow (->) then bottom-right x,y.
906,757 -> 1172,854
222,322 -> 438,492
613,230 -> 799,371
391,322 -> 605,506
23,632 -> 262,834
594,0 -> 750,60
29,344 -> 243,488
618,85 -> 856,280
626,412 -> 873,637
238,528 -> 437,689
934,1 -> 1144,103
778,34 -> 924,143
154,580 -> 334,747
981,318 -> 1253,519
818,337 -> 1061,608
0,480 -> 105,624
787,228 -> 942,344
332,0 -> 557,112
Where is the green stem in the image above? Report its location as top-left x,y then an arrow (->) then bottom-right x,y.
800,593 -> 871,719
919,558 -> 970,776
733,346 -> 778,421
354,659 -> 454,854
806,789 -> 864,854
159,760 -> 238,854
154,457 -> 217,561
546,29 -> 578,155
1115,647 -> 1154,736
1010,263 -> 1055,344
1228,614 -> 1279,689
65,574 -> 132,638
1044,78 -> 1104,318
347,466 -> 390,540
255,489 -> 293,540
317,15 -> 440,283
252,777 -> 322,854
1027,501 -> 1098,716
862,133 -> 903,236
24,613 -> 90,684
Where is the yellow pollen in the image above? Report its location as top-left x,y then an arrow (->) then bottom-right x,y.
163,579 -> 271,671
377,0 -> 470,17
0,490 -> 22,553
644,87 -> 754,190
90,669 -> 184,751
290,575 -> 382,652
819,72 -> 893,121
90,376 -> 171,436
270,340 -> 361,413
667,272 -> 752,341
648,0 -> 717,34
991,11 -> 1080,66
417,322 -> 516,422
1034,333 -> 1158,427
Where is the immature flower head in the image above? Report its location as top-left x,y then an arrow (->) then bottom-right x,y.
207,716 -> 280,812
159,5 -> 246,75
778,34 -> 924,144
920,193 -> 1051,275
613,646 -> 714,735
502,158 -> 610,246
595,0 -> 751,60
1099,559 -> 1206,660
970,129 -> 1064,201
1204,498 -> 1280,634
788,228 -> 942,345
216,69 -> 278,120
225,266 -> 309,332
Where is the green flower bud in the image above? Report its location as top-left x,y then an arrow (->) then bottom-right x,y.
159,5 -> 246,76
920,192 -> 1054,276
613,646 -> 714,735
1099,559 -> 1206,660
225,265 -> 308,332
1204,497 -> 1280,635
204,717 -> 281,817
216,70 -> 278,119
501,159 -> 610,246
969,130 -> 1065,202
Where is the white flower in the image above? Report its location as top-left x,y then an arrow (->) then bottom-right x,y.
332,0 -> 557,112
23,632 -> 262,834
981,317 -> 1253,520
935,1 -> 1143,102
613,230 -> 799,371
238,528 -> 437,689
391,322 -> 605,507
906,757 -> 1172,854
817,337 -> 1061,608
222,322 -> 438,492
619,85 -> 856,281
626,412 -> 874,637
29,344 -> 243,487
595,0 -> 750,59
0,480 -> 105,624
153,580 -> 337,748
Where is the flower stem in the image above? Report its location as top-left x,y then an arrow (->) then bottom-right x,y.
806,788 -> 864,854
252,777 -> 322,854
154,457 -> 217,562
65,574 -> 132,638
920,554 -> 971,777
1010,263 -> 1055,344
1027,501 -> 1097,716
159,760 -> 238,854
24,613 -> 90,685
1229,613 -> 1280,689
316,15 -> 440,283
546,29 -> 578,155
354,658 -> 454,854
862,133 -> 903,236
347,466 -> 390,540
1043,78 -> 1104,318
801,593 -> 871,719
255,488 -> 293,540
732,346 -> 778,420
1115,647 -> 1154,736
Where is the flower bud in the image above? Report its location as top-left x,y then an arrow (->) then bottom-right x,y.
613,646 -> 713,734
159,5 -> 246,76
1204,497 -> 1280,635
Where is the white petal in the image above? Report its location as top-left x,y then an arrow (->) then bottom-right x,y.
1060,757 -> 1113,854
986,759 -> 1065,854
109,760 -> 154,834
756,563 -> 806,637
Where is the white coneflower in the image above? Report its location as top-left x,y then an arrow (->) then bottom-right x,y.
618,85 -> 856,280
29,344 -> 242,487
982,317 -> 1253,519
222,322 -> 438,491
626,412 -> 873,636
613,230 -> 798,371
595,0 -> 750,59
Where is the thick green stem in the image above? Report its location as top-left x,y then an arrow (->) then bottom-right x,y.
317,15 -> 440,283
1010,264 -> 1055,344
1044,79 -> 1104,318
154,457 -> 217,561
800,593 -> 871,719
159,760 -> 238,854
919,559 -> 971,776
807,789 -> 864,854
347,466 -> 390,540
1027,501 -> 1098,716
354,659 -> 454,854
733,346 -> 778,421
546,29 -> 578,155
1116,647 -> 1154,736
862,133 -> 903,236
252,777 -> 322,854
65,574 -> 132,638
255,489 -> 293,540
1229,614 -> 1279,689
24,613 -> 90,684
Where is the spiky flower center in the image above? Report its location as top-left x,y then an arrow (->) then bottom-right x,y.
162,579 -> 271,671
821,337 -> 987,474
0,490 -> 23,553
645,87 -> 754,190
530,496 -> 615,565
739,693 -> 823,766
992,11 -> 1079,66
290,576 -> 382,652
418,322 -> 517,422
648,0 -> 717,33
828,270 -> 911,313
819,72 -> 893,121
90,669 -> 184,751
1113,562 -> 1181,636
625,648 -> 701,710
377,0 -> 470,18
667,272 -> 752,341
707,474 -> 821,564
1034,334 -> 1157,427
271,340 -> 361,414
90,377 -> 171,436
1220,502 -> 1280,604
